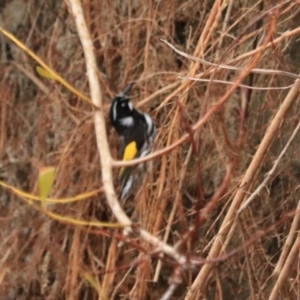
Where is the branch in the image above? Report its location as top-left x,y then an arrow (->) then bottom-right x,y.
179,76 -> 300,91
273,199 -> 300,274
268,235 -> 300,300
161,39 -> 300,80
67,0 -> 192,266
68,0 -> 131,226
238,119 -> 300,214
183,13 -> 300,299
186,76 -> 300,298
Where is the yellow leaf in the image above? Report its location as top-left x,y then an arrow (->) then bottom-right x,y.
39,167 -> 55,205
0,27 -> 94,106
36,66 -> 60,81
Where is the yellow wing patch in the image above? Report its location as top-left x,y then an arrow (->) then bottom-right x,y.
122,141 -> 138,161
120,141 -> 137,176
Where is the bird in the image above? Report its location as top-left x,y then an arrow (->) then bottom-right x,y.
109,83 -> 156,202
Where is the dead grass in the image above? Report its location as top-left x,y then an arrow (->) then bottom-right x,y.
1,0 -> 300,299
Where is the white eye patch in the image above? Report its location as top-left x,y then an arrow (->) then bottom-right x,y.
120,100 -> 133,110
112,101 -> 117,121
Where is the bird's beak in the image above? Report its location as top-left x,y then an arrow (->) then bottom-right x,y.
123,82 -> 134,96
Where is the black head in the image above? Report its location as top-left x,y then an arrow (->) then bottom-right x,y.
110,83 -> 135,133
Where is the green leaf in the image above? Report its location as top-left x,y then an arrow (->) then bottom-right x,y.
39,167 -> 55,205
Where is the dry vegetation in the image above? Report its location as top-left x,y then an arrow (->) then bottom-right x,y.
1,0 -> 300,299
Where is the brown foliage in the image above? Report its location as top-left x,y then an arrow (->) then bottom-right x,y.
1,0 -> 300,299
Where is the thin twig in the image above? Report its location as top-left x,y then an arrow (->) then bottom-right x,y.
179,75 -> 300,91
68,0 -> 194,266
185,76 -> 300,298
238,119 -> 300,214
153,146 -> 193,282
68,0 -> 131,226
273,199 -> 300,274
158,283 -> 178,300
159,266 -> 182,300
268,234 -> 300,300
184,15 -> 300,299
161,39 -> 300,80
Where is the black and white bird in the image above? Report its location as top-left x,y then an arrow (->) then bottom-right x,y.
109,83 -> 156,202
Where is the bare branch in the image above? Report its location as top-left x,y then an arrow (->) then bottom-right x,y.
67,0 -> 193,266
67,0 -> 131,227
184,15 -> 300,298
179,75 -> 300,91
274,199 -> 300,275
161,38 -> 300,80
268,235 -> 300,300
238,119 -> 300,214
